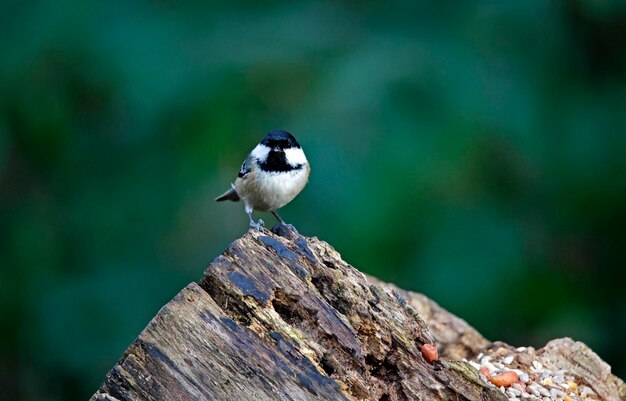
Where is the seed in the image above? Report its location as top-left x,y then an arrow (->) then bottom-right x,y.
507,388 -> 522,397
483,361 -> 497,372
550,388 -> 566,398
420,343 -> 438,363
488,371 -> 519,387
496,347 -> 508,355
528,385 -> 540,397
580,386 -> 594,397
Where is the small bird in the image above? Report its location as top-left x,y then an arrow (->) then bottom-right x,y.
216,130 -> 310,231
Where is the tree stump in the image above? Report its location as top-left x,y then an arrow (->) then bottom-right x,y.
91,227 -> 625,401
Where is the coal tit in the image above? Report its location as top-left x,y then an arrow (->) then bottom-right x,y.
216,130 -> 310,230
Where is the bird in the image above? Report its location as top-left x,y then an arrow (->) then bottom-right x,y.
215,130 -> 310,231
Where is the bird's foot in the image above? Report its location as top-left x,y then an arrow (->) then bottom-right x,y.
283,223 -> 298,234
271,222 -> 299,237
249,219 -> 266,231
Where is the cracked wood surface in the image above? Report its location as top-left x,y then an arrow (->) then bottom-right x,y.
91,227 -> 624,401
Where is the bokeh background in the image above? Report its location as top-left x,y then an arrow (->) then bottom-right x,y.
2,0 -> 626,399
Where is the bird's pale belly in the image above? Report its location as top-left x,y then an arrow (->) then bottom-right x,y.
237,165 -> 309,212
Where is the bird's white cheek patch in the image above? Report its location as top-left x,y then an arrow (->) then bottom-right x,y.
250,144 -> 270,161
284,147 -> 307,166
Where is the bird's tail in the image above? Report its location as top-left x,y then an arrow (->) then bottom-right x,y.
215,185 -> 240,202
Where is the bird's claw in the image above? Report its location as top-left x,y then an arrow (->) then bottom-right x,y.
283,223 -> 298,234
270,222 -> 299,237
249,219 -> 265,231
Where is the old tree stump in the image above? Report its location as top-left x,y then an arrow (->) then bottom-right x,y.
92,228 -> 625,401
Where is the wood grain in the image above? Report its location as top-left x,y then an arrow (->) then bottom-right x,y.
92,227 -> 624,401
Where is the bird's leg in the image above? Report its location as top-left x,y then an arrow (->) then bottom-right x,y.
271,211 -> 284,224
272,211 -> 298,234
246,207 -> 265,231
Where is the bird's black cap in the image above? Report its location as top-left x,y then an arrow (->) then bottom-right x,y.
261,130 -> 301,149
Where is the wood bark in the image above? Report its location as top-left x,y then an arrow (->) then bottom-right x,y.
91,227 -> 625,401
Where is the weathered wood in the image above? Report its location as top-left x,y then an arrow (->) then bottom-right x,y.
366,276 -> 489,361
91,227 -> 625,401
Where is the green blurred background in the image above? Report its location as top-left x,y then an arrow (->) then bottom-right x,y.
1,0 -> 626,399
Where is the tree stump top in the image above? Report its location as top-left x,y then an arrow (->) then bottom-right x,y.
92,227 -> 625,401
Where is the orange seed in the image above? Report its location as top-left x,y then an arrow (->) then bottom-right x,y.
420,343 -> 439,363
488,371 -> 519,387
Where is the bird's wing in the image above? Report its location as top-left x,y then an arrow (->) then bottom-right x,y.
216,156 -> 254,202
237,155 -> 253,178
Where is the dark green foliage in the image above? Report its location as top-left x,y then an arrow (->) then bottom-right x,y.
1,0 -> 625,399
